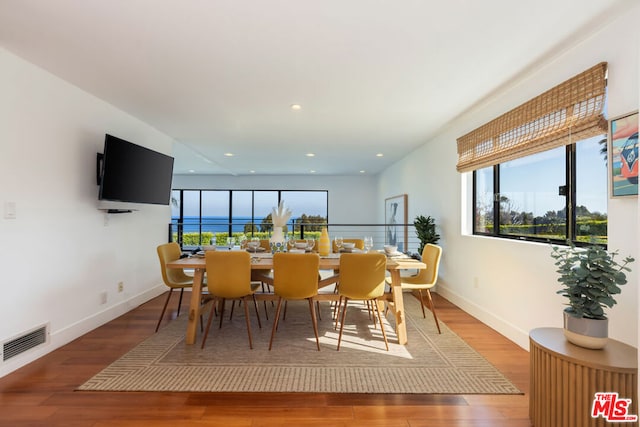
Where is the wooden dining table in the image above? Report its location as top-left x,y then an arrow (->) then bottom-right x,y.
166,251 -> 426,346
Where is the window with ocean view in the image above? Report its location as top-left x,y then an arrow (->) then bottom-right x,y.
171,189 -> 328,247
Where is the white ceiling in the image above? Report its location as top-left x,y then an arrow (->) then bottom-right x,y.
0,0 -> 629,175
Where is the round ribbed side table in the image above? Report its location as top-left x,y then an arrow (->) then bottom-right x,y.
529,327 -> 637,427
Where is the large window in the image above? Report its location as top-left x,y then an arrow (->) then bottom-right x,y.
171,190 -> 328,247
473,134 -> 608,245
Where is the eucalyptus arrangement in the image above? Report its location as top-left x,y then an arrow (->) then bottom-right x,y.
551,242 -> 634,320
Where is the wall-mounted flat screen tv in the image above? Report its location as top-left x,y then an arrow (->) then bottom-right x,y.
98,134 -> 174,205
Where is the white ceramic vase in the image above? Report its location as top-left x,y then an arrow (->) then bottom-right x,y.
269,226 -> 286,253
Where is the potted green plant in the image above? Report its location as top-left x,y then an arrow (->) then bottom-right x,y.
414,215 -> 440,255
551,242 -> 634,349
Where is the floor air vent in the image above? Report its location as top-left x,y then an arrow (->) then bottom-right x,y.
3,325 -> 47,362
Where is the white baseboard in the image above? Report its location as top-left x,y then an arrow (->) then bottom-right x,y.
436,284 -> 530,351
0,285 -> 165,379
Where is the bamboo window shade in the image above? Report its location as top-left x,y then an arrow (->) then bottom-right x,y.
456,62 -> 608,173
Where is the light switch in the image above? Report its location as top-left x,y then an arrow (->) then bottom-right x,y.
4,202 -> 16,219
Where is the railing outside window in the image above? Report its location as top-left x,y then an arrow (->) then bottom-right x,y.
168,222 -> 422,255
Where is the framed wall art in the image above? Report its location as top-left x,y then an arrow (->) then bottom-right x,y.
609,111 -> 638,197
384,194 -> 407,252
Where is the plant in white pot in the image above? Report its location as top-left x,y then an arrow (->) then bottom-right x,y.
551,242 -> 634,349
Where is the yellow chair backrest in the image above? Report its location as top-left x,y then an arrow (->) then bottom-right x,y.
205,251 -> 252,298
338,253 -> 387,299
412,244 -> 442,285
157,242 -> 192,287
332,238 -> 364,253
273,253 -> 320,299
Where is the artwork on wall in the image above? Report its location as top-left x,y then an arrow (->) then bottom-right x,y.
609,111 -> 638,197
384,194 -> 408,252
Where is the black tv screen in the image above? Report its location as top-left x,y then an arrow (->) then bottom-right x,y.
98,134 -> 174,205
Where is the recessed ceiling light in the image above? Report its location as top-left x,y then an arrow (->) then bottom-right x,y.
224,153 -> 234,157
291,104 -> 302,111
376,153 -> 384,157
309,169 -> 316,173
306,153 -> 315,157
189,169 -> 195,173
249,170 -> 255,174
360,170 -> 366,173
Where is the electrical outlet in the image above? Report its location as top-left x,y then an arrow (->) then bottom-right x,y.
100,291 -> 108,304
118,282 -> 124,292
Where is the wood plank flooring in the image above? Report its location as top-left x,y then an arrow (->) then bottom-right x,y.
0,292 -> 531,426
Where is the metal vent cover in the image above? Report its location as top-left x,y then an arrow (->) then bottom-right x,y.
2,324 -> 47,362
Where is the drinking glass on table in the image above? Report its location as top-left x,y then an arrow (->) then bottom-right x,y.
237,234 -> 247,249
247,237 -> 260,252
334,236 -> 343,252
364,236 -> 373,252
226,237 -> 234,250
306,238 -> 315,252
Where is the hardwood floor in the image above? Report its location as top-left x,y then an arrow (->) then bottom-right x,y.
0,292 -> 531,426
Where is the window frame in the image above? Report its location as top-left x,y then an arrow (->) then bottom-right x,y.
171,189 -> 329,246
472,142 -> 607,247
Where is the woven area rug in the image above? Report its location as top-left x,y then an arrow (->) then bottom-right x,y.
78,295 -> 522,394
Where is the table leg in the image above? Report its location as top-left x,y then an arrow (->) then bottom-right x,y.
185,268 -> 204,345
389,269 -> 407,345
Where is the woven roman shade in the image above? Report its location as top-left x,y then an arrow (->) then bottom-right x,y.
456,62 -> 608,173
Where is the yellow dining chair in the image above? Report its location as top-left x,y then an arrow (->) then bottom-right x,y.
156,242 -> 208,332
390,243 -> 442,334
269,253 -> 321,351
330,238 -> 365,313
336,253 -> 389,351
201,251 -> 262,349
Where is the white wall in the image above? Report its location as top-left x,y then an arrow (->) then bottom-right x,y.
378,4 -> 639,349
172,174 -> 378,224
0,48 -> 173,377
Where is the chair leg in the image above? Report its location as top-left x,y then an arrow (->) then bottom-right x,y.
417,289 -> 426,318
177,288 -> 184,317
373,298 -> 389,351
269,297 -> 285,350
308,298 -> 321,351
252,295 -> 262,329
155,289 -> 174,332
368,300 -> 377,328
260,281 -> 275,307
242,296 -> 253,349
425,290 -> 442,334
336,297 -> 350,351
201,297 -> 218,349
218,299 -> 226,329
330,282 -> 340,315
334,296 -> 343,330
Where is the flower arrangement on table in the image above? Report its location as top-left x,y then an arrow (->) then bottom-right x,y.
270,201 -> 292,253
